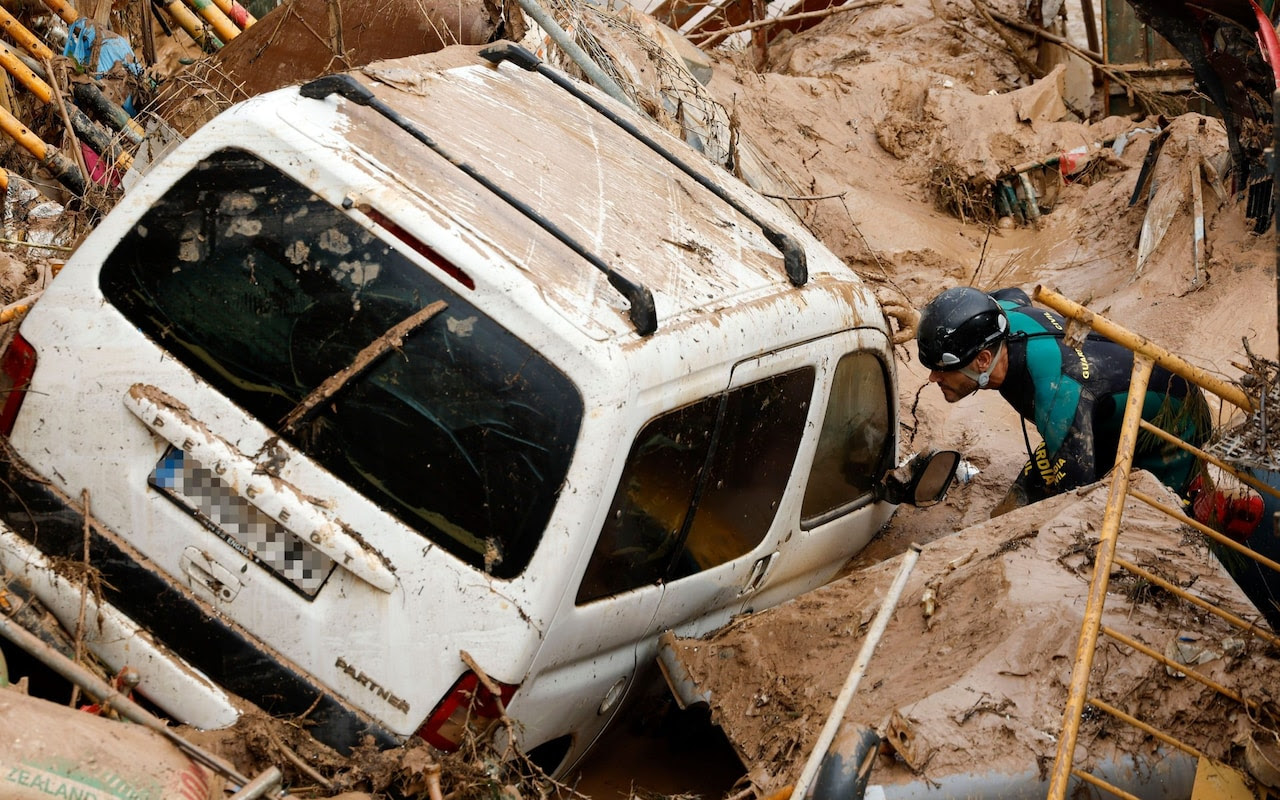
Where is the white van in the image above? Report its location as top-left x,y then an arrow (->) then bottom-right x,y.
0,43 -> 954,774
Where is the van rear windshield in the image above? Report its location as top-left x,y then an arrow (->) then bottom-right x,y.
99,148 -> 583,579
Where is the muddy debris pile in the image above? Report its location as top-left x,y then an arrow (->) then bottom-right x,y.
662,472 -> 1280,796
0,0 -> 1279,798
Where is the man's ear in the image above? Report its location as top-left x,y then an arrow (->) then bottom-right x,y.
972,348 -> 993,371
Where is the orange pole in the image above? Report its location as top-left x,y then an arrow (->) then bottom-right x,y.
210,0 -> 256,28
155,0 -> 222,50
0,5 -> 55,61
182,0 -> 240,42
39,0 -> 79,24
0,103 -> 48,160
1033,285 -> 1253,412
1046,355 -> 1153,800
0,46 -> 52,103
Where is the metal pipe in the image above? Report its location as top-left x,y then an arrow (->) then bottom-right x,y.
509,0 -> 635,111
1047,354 -> 1153,800
39,0 -> 79,24
1033,285 -> 1254,412
1087,696 -> 1205,759
0,45 -> 50,103
228,767 -> 283,799
0,41 -> 145,143
183,0 -> 241,42
1070,768 -> 1142,800
791,542 -> 922,800
0,612 -> 264,791
0,5 -> 55,61
0,102 -> 85,194
1191,160 -> 1205,289
210,0 -> 256,28
1112,555 -> 1280,647
1128,487 -> 1280,573
1137,418 -> 1280,504
154,0 -> 223,51
1102,625 -> 1251,707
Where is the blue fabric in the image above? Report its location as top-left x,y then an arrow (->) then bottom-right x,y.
64,18 -> 141,114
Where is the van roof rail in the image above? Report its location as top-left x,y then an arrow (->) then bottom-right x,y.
479,42 -> 808,289
298,73 -> 659,337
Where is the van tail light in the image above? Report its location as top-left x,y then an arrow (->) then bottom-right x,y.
416,671 -> 518,752
0,332 -> 36,436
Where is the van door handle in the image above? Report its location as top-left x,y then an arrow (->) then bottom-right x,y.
125,384 -> 397,594
180,546 -> 241,603
740,552 -> 777,596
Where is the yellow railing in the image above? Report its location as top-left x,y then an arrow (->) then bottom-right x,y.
1035,285 -> 1278,799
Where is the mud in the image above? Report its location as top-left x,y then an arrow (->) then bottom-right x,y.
1,0 -> 1278,796
665,473 -> 1280,791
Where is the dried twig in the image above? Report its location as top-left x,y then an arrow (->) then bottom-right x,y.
689,0 -> 889,42
970,0 -> 1044,79
280,300 -> 446,433
68,488 -> 90,707
264,725 -> 334,792
759,190 -> 848,201
43,58 -> 90,192
986,7 -> 1101,61
983,6 -> 1179,116
324,0 -> 348,72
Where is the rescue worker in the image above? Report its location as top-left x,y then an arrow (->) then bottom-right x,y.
915,286 -> 1218,518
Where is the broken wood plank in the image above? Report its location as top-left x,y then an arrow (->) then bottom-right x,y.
280,300 -> 447,433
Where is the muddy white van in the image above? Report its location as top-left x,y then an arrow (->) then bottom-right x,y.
0,43 -> 954,774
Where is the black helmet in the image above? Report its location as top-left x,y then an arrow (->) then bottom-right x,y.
916,287 -> 1009,371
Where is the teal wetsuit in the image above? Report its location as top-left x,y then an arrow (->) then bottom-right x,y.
993,291 -> 1210,503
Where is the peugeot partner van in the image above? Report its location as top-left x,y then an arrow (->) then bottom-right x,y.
0,43 -> 954,775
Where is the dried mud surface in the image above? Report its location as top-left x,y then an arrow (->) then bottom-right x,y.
667,473 -> 1280,791
4,0 -> 1280,796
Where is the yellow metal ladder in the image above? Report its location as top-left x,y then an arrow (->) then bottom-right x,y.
1035,286 -> 1280,800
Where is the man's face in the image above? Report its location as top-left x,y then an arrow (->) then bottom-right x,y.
928,367 -> 980,403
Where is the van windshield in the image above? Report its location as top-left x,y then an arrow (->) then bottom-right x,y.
100,148 -> 583,579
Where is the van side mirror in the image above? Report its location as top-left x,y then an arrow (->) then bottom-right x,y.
879,449 -> 961,507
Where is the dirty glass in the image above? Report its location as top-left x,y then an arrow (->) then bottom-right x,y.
801,352 -> 891,524
100,148 -> 582,579
576,369 -> 814,604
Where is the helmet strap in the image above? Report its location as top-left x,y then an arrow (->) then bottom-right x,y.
960,339 -> 1004,388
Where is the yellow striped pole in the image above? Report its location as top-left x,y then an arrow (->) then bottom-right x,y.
39,0 -> 80,24
210,0 -> 256,28
0,104 -> 85,194
1033,285 -> 1253,412
154,0 -> 223,50
0,5 -> 55,61
182,0 -> 240,42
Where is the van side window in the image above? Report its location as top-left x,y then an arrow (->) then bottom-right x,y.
576,368 -> 814,604
801,352 -> 891,524
99,148 -> 583,579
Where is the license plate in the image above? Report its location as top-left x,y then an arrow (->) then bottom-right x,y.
150,447 -> 336,597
